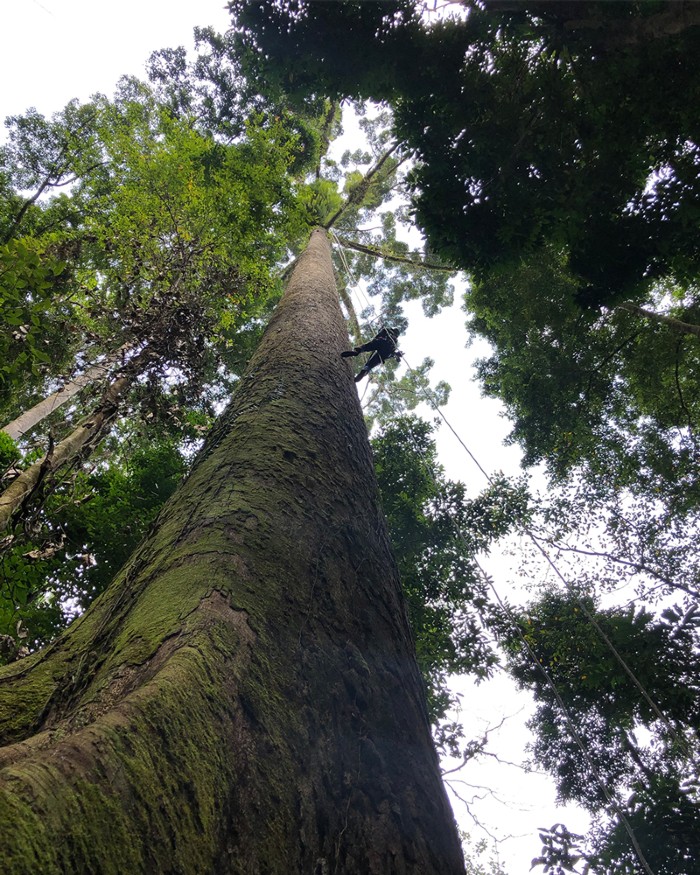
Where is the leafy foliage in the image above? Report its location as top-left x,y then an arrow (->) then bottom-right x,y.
11,11 -> 700,867
466,249 -> 700,515
501,589 -> 700,873
0,46 -> 469,684
0,66 -> 328,548
372,416 -> 527,738
0,432 -> 18,471
0,435 -> 188,658
231,0 -> 700,303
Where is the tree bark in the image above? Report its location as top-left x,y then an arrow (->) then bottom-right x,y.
1,344 -> 132,443
0,229 -> 465,874
0,345 -> 152,534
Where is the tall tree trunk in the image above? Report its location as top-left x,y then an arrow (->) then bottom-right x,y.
0,229 -> 465,874
1,344 -> 132,442
0,345 -> 153,534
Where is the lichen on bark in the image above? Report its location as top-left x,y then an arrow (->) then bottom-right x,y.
0,229 -> 465,874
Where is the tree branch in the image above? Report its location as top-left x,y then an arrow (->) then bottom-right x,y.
335,235 -> 456,273
534,534 -> 700,600
617,302 -> 700,339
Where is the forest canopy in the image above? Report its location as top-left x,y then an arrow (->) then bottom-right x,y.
1,3 -> 699,874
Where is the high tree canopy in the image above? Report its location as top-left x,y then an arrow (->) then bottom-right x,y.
232,0 -> 700,301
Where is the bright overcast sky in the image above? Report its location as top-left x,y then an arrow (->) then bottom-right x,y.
1,2 -> 589,871
1,0 -> 231,117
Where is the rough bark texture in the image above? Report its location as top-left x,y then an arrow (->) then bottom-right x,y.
1,344 -> 132,443
0,229 -> 465,874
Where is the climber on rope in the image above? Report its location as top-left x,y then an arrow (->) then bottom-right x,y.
341,326 -> 403,383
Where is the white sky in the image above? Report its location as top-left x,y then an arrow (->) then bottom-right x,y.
1,0 -> 231,117
1,1 -> 589,871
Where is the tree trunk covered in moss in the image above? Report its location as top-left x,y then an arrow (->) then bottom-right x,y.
0,229 -> 465,874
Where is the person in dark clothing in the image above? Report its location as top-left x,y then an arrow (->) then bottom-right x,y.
341,327 -> 403,382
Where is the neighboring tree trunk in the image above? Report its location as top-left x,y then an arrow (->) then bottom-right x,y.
0,345 -> 153,534
0,344 -> 132,442
338,282 -> 362,344
0,230 -> 465,874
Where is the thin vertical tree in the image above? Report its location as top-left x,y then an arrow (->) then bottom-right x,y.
0,229 -> 465,874
0,345 -> 156,534
0,343 -> 132,443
